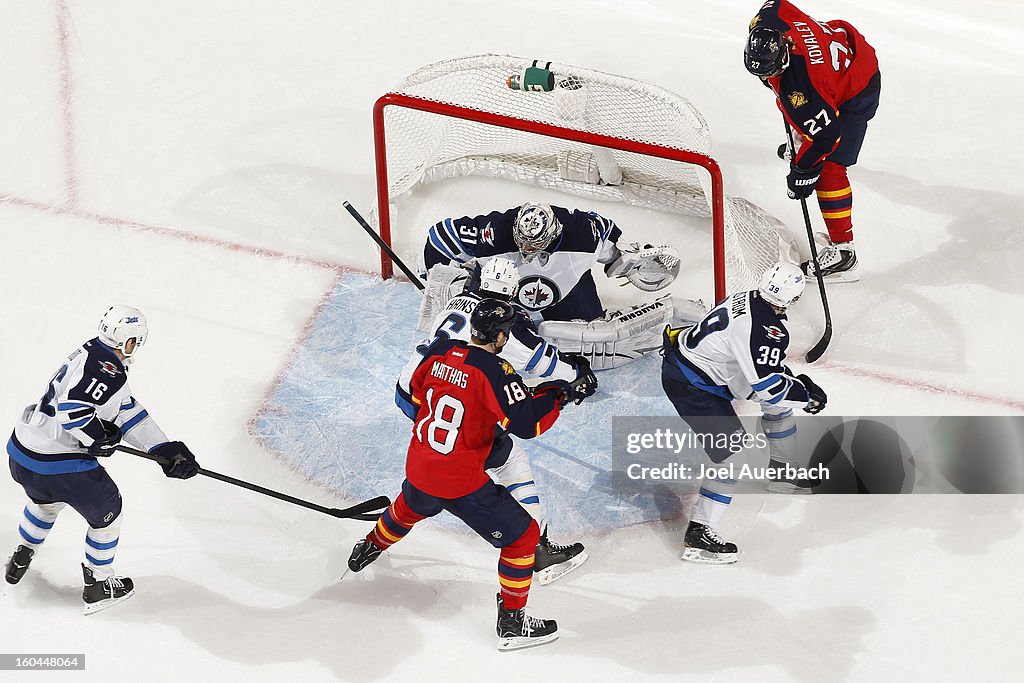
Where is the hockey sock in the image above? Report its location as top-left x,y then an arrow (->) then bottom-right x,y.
689,472 -> 736,530
85,512 -> 122,581
368,493 -> 425,550
18,502 -> 66,548
762,409 -> 798,465
488,442 -> 545,524
816,161 -> 854,244
498,520 -> 540,610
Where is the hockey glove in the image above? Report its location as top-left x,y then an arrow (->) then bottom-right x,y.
563,354 -> 598,404
87,420 -> 122,457
604,242 -> 681,292
151,441 -> 200,479
798,374 -> 827,414
533,380 -> 574,408
787,164 -> 821,200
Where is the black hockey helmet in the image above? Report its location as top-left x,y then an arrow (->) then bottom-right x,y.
744,27 -> 790,78
470,298 -> 517,344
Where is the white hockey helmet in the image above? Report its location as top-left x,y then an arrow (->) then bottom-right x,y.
759,261 -> 805,308
479,257 -> 520,300
513,202 -> 561,261
97,305 -> 148,358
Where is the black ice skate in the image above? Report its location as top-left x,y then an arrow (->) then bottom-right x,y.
801,242 -> 859,282
82,564 -> 135,615
765,459 -> 824,494
534,526 -> 588,586
347,538 -> 383,573
5,545 -> 35,585
681,521 -> 738,565
496,593 -> 559,651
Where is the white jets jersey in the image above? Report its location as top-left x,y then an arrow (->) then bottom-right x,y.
422,206 -> 621,315
396,293 -> 577,418
9,338 -> 169,475
665,290 -> 811,409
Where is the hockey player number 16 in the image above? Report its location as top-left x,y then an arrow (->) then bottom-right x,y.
415,387 -> 465,455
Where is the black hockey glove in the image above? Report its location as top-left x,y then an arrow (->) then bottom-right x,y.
151,441 -> 200,479
787,164 -> 821,200
798,374 -> 827,414
87,420 -> 122,457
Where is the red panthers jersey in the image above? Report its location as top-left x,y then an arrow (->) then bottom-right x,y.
405,338 -> 563,498
752,0 -> 879,167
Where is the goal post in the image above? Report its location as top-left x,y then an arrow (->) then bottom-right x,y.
369,55 -> 795,303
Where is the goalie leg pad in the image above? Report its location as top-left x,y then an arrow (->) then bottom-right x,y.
417,263 -> 470,332
538,294 -> 675,370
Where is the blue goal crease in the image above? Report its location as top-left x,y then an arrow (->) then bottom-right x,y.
251,272 -> 685,534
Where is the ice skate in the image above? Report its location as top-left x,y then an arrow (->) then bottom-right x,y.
681,521 -> 738,565
5,545 -> 35,585
533,526 -> 588,585
801,241 -> 859,282
347,538 -> 383,573
82,564 -> 135,615
496,593 -> 559,651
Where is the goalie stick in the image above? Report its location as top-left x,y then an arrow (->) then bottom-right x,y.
343,201 -> 425,292
115,445 -> 390,521
784,122 -> 832,363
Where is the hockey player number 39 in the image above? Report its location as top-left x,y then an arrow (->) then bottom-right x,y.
415,387 -> 466,455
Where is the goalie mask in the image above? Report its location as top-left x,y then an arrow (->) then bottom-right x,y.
759,262 -> 805,308
98,304 -> 148,359
513,203 -> 561,262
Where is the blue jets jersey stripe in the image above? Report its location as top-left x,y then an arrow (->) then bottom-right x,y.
428,230 -> 460,262
539,351 -> 559,378
7,435 -> 98,475
751,374 -> 784,392
62,416 -> 93,430
121,409 -> 150,434
525,341 -> 549,372
58,401 -> 93,412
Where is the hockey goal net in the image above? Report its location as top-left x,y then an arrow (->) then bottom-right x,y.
371,54 -> 794,301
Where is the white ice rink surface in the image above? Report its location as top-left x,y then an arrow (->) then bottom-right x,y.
2,1 -> 1023,681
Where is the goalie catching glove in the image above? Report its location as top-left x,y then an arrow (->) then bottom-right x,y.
604,242 -> 681,292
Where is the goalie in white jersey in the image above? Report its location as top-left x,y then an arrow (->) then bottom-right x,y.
398,257 -> 596,584
661,262 -> 828,564
5,306 -> 199,614
422,201 -> 704,369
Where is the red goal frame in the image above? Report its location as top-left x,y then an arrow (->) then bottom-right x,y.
372,92 -> 728,302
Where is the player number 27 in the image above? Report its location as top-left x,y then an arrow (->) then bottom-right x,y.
415,387 -> 465,455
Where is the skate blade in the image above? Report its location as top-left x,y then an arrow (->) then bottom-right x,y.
83,589 -> 135,616
497,631 -> 559,652
535,551 -> 589,586
680,547 -> 738,565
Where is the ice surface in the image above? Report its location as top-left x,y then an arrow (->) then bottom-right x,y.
2,1 -> 1023,681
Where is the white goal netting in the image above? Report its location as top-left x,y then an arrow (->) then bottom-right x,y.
372,54 -> 796,295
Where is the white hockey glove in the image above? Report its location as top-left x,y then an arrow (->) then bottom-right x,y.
604,242 -> 681,292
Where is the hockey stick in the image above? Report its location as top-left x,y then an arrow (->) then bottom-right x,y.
114,445 -> 390,521
343,201 -> 425,291
784,122 -> 832,363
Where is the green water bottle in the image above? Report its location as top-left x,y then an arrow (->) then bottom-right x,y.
506,60 -> 556,91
